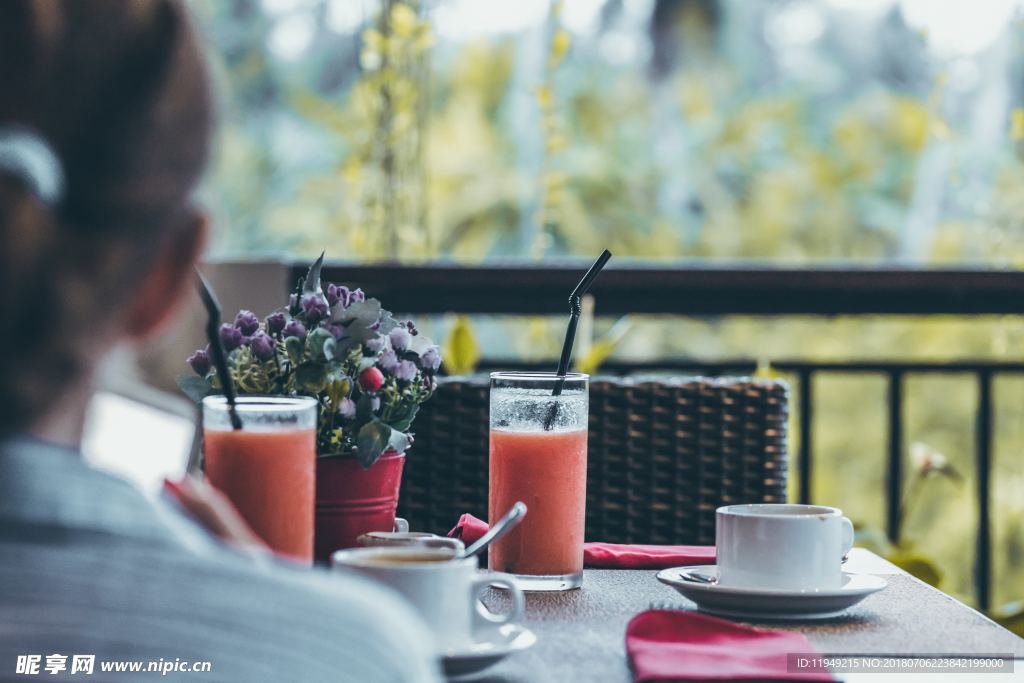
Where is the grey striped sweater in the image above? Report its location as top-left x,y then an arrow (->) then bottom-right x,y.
0,437 -> 440,683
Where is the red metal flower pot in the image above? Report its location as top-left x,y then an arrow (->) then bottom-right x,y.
314,450 -> 405,563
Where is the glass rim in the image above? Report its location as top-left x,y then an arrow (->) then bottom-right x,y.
201,395 -> 319,412
489,371 -> 589,381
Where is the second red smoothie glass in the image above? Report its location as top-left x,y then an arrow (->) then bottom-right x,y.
202,395 -> 318,563
488,371 -> 589,591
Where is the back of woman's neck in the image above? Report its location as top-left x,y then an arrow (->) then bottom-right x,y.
28,378 -> 92,451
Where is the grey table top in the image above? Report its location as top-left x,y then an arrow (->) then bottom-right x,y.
477,550 -> 1024,682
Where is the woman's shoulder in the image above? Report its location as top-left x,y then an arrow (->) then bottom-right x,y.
175,548 -> 441,682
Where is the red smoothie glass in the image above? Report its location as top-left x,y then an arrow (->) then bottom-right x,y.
489,372 -> 589,591
202,396 -> 318,564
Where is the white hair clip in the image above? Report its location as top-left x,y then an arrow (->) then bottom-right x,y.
0,126 -> 65,205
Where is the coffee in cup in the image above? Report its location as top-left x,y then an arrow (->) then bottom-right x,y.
357,531 -> 465,552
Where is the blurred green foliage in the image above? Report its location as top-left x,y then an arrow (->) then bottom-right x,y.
189,0 -> 1024,613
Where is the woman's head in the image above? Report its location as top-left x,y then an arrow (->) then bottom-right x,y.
0,0 -> 213,435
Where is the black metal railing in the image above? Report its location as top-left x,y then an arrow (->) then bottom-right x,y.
294,261 -> 1024,611
302,262 -> 1024,315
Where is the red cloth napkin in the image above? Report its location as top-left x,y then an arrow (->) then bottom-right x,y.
627,610 -> 833,682
448,513 -> 716,569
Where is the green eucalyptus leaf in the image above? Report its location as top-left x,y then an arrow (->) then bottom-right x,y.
342,301 -> 384,343
376,310 -> 398,336
389,405 -> 419,432
285,336 -> 304,364
347,323 -> 377,343
334,336 -> 359,356
303,251 -> 325,295
295,362 -> 329,393
357,420 -> 390,468
343,299 -> 381,323
408,333 -> 436,356
176,374 -> 213,403
307,327 -> 337,362
387,428 -> 411,454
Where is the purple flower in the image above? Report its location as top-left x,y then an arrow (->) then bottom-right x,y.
234,310 -> 260,336
325,323 -> 347,340
370,396 -> 381,412
301,294 -> 329,323
337,398 -> 356,419
394,360 -> 418,382
219,323 -> 243,352
283,320 -> 307,341
389,326 -> 411,352
379,350 -> 399,372
420,346 -> 441,372
364,335 -> 386,354
327,283 -> 351,308
266,311 -> 287,335
187,349 -> 211,376
249,332 -> 275,361
351,288 -> 365,303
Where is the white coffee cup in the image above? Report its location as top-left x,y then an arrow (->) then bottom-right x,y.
331,546 -> 524,653
716,504 -> 854,591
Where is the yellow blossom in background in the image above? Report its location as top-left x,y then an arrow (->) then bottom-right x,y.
390,3 -> 417,38
545,133 -> 568,154
443,316 -> 480,375
678,76 -> 713,121
523,318 -> 558,362
536,85 -> 554,110
576,317 -> 632,375
753,358 -> 783,380
1011,109 -> 1024,142
549,29 -> 571,68
413,27 -> 435,53
888,96 -> 930,152
363,28 -> 384,52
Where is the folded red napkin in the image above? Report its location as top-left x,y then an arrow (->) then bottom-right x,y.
627,610 -> 833,682
448,513 -> 716,569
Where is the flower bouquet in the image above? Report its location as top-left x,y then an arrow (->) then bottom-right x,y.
179,254 -> 441,467
179,255 -> 442,556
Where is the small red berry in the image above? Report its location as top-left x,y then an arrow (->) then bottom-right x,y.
358,367 -> 385,393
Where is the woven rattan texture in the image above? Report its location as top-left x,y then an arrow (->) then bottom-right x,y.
398,376 -> 788,544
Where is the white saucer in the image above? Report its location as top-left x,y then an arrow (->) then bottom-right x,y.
656,565 -> 887,621
441,624 -> 537,679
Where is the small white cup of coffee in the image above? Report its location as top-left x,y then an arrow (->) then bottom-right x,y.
331,546 -> 524,653
716,504 -> 854,591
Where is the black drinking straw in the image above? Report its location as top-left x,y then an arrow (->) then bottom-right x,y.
196,270 -> 243,431
544,250 -> 612,430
